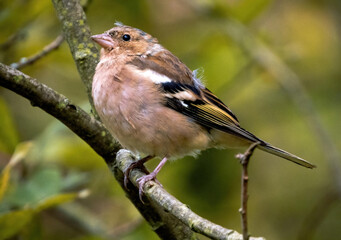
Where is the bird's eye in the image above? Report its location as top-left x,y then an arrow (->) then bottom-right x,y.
122,34 -> 131,41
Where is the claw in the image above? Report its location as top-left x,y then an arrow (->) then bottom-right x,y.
136,157 -> 168,202
123,155 -> 154,189
124,162 -> 147,189
137,172 -> 158,202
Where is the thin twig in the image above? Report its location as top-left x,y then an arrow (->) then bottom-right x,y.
0,18 -> 37,51
218,18 -> 341,237
0,33 -> 268,240
12,0 -> 267,237
0,63 -> 119,161
11,35 -> 64,70
236,142 -> 260,240
221,18 -> 340,182
0,62 -> 195,239
52,0 -> 99,109
116,149 -> 266,240
0,30 -> 27,51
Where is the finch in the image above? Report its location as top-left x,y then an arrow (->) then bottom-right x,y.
91,23 -> 315,197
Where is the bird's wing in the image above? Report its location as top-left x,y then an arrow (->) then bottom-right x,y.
128,53 -> 261,143
127,51 -> 194,85
159,81 -> 261,143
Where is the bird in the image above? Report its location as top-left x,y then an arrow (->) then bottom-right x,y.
91,23 -> 315,197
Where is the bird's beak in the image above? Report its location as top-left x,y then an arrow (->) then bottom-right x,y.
91,33 -> 115,49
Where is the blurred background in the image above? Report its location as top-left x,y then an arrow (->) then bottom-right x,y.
0,0 -> 340,239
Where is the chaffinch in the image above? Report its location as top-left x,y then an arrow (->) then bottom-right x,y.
91,23 -> 315,196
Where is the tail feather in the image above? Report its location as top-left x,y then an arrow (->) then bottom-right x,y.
257,143 -> 316,169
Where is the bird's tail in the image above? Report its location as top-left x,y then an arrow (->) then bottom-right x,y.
257,143 -> 316,169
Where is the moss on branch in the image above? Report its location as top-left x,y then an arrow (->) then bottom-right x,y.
52,0 -> 98,107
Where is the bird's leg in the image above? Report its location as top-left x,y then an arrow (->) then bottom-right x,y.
124,155 -> 154,189
137,157 -> 168,201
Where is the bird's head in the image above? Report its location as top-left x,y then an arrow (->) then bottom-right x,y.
91,23 -> 159,58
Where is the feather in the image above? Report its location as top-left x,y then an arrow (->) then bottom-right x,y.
160,82 -> 315,168
159,81 -> 244,137
127,52 -> 193,85
258,144 -> 315,168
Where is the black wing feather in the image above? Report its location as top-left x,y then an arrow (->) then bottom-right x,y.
165,97 -> 263,144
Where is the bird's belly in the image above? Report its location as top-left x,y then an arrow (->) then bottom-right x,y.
95,97 -> 210,158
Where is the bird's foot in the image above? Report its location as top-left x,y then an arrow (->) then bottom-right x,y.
124,161 -> 148,189
136,172 -> 163,202
123,155 -> 154,189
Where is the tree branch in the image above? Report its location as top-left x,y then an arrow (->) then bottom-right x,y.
221,19 -> 341,182
49,0 -> 198,238
52,0 -> 99,108
11,35 -> 64,70
0,62 -> 265,239
0,1 -> 268,239
0,19 -> 34,51
115,150 -> 265,240
0,62 -> 119,162
218,18 -> 341,237
236,142 -> 260,240
0,59 -> 267,239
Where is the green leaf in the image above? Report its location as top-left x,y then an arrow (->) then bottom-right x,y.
0,142 -> 33,202
0,191 -> 87,239
35,192 -> 83,212
0,97 -> 19,153
0,209 -> 34,240
61,171 -> 90,190
0,165 -> 10,202
8,167 -> 63,208
20,215 -> 42,240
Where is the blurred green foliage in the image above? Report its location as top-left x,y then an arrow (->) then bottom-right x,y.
0,97 -> 19,153
1,0 -> 340,239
